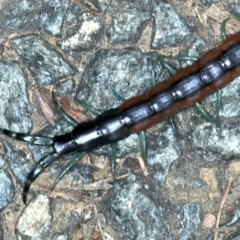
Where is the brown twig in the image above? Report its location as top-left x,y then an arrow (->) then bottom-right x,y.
93,203 -> 105,239
137,156 -> 149,177
214,177 -> 233,240
193,5 -> 203,23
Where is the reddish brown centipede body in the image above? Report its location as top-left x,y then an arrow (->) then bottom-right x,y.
2,23 -> 240,203
120,32 -> 240,132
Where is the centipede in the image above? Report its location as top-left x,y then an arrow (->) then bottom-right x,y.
2,23 -> 240,204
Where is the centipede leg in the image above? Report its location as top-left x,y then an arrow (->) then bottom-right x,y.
194,103 -> 215,122
138,131 -> 147,163
52,151 -> 86,190
167,118 -> 179,137
221,18 -> 230,41
77,99 -> 102,116
158,56 -> 177,75
110,142 -> 117,180
110,80 -> 126,102
52,92 -> 78,127
51,93 -> 90,190
214,89 -> 222,119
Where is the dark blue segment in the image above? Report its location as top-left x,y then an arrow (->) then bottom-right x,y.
221,43 -> 240,69
150,92 -> 174,112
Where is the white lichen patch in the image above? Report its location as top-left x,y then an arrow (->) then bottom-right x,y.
17,195 -> 52,237
81,18 -> 101,36
60,12 -> 101,50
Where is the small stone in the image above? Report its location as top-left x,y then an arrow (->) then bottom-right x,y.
17,195 -> 52,237
202,213 -> 216,229
91,231 -> 100,239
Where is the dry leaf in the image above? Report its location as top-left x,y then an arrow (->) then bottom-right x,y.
35,88 -> 55,126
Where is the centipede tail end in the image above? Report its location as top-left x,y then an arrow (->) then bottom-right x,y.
23,164 -> 43,204
23,152 -> 59,204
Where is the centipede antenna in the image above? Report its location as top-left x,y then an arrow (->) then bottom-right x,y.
1,129 -> 53,146
52,92 -> 78,127
51,151 -> 86,191
23,151 -> 59,204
